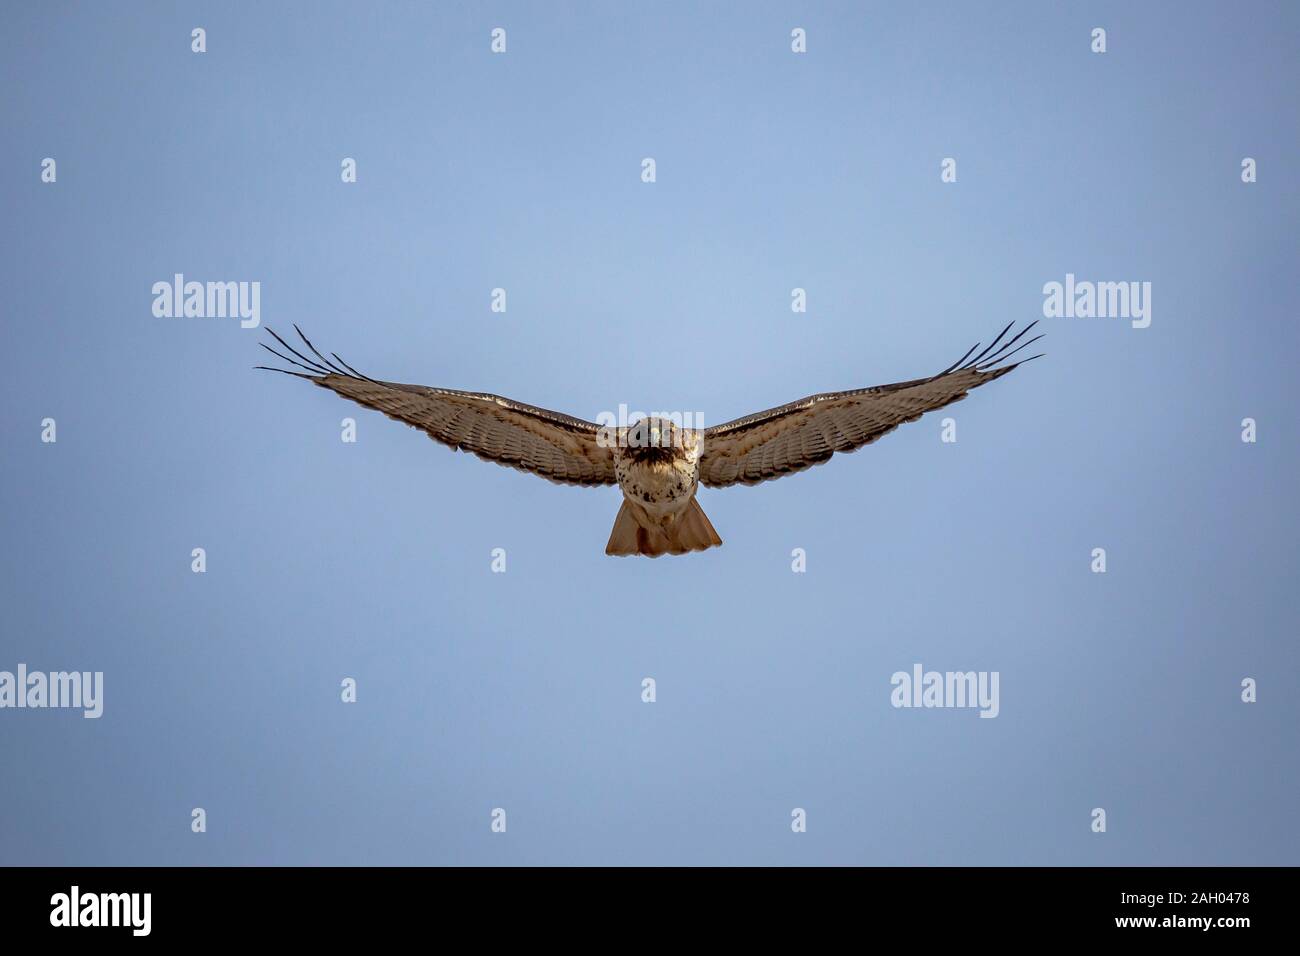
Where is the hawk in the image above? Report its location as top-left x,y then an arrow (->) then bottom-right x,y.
258,323 -> 1042,557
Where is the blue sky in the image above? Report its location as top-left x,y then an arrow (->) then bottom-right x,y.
1,1 -> 1296,865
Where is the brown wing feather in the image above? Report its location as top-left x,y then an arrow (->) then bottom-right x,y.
257,327 -> 616,486
698,322 -> 1042,488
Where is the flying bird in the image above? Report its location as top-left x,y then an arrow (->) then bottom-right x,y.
257,323 -> 1042,557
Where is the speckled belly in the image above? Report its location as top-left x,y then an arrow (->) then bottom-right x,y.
615,458 -> 698,519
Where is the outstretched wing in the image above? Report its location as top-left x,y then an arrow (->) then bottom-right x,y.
257,327 -> 617,486
699,321 -> 1043,488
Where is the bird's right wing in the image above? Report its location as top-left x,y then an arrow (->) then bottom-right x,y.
698,322 -> 1042,488
257,327 -> 617,486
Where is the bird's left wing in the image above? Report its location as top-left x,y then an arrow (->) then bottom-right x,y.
257,327 -> 617,486
698,322 -> 1042,488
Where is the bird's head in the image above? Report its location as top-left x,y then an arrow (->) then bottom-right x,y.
623,416 -> 685,463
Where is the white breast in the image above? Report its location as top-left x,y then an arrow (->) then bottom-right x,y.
613,443 -> 701,519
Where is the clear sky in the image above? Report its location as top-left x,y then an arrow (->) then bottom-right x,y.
1,1 -> 1296,865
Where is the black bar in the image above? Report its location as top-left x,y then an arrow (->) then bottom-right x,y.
0,866 -> 1282,940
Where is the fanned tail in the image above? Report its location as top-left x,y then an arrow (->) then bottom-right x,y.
605,498 -> 722,558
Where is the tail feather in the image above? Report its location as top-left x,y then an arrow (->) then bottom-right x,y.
605,501 -> 643,556
605,498 -> 723,558
674,497 -> 723,554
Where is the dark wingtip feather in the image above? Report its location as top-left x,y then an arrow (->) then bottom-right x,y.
940,342 -> 981,376
266,327 -> 331,375
257,327 -> 378,384
963,320 -> 1016,368
950,321 -> 1046,375
331,353 -> 366,378
978,333 -> 1044,370
329,351 -> 380,384
971,320 -> 1040,369
294,324 -> 350,375
254,364 -> 319,380
258,341 -> 329,376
